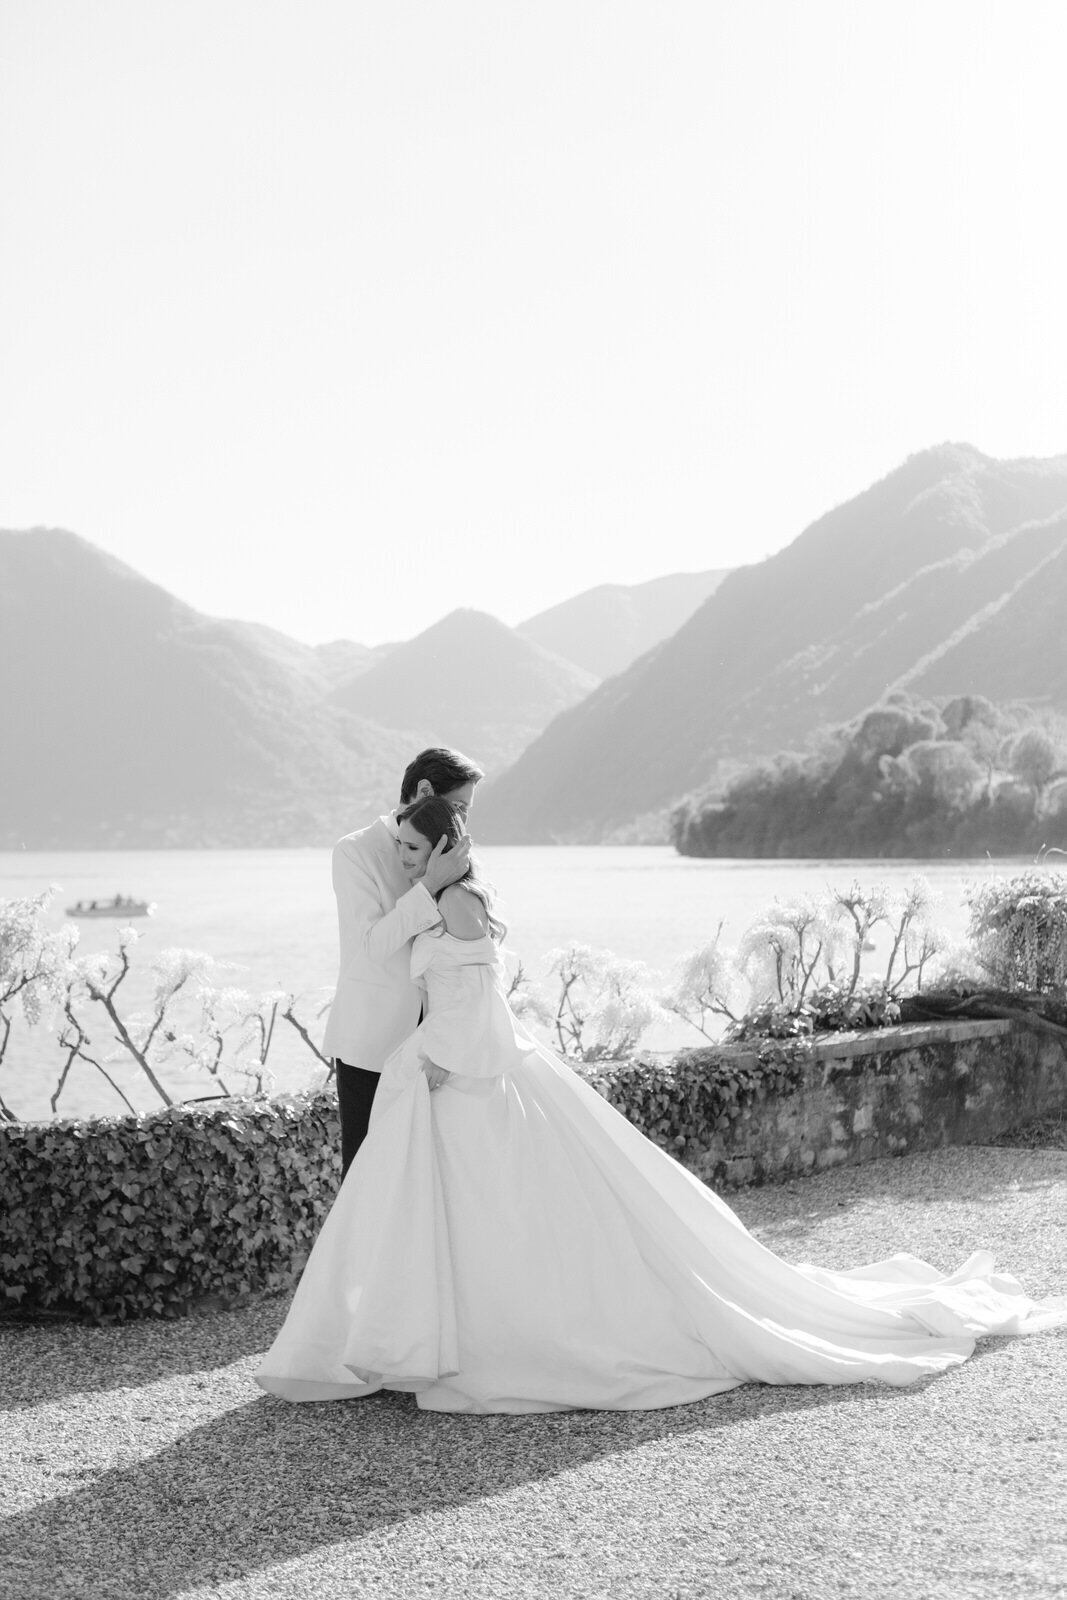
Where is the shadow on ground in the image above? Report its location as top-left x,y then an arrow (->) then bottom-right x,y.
0,1377 -> 896,1600
0,1298 -> 287,1410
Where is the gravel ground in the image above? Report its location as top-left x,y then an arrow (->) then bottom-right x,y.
2,1144 -> 1066,1600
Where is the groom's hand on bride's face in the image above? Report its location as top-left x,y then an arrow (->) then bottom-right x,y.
422,834 -> 472,897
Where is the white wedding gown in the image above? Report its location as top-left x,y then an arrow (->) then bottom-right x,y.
257,931 -> 1063,1413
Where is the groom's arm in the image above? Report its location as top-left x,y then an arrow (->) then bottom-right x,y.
333,839 -> 441,966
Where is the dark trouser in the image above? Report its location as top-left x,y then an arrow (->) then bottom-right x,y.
335,1059 -> 381,1179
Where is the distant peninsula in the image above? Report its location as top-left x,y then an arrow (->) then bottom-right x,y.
671,694 -> 1067,859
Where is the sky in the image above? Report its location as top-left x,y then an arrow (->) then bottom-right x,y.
2,0 -> 1066,646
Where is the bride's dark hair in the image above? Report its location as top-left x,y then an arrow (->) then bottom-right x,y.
396,796 -> 506,944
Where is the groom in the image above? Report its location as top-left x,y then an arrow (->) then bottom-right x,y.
323,746 -> 485,1177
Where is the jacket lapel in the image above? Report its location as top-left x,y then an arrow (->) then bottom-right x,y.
370,815 -> 410,900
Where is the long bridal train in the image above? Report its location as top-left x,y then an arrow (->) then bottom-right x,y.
257,933 -> 1064,1415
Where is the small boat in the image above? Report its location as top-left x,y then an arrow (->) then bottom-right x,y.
65,895 -> 156,919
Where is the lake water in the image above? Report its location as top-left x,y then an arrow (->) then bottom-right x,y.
0,846 -> 1046,1121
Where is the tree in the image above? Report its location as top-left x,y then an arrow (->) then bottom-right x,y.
539,944 -> 663,1062
900,740 -> 983,811
0,891 -> 77,1121
941,694 -> 998,740
851,706 -> 940,762
660,935 -> 749,1038
1007,728 -> 1062,815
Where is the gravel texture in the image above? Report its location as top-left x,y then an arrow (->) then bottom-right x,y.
2,1144 -> 1066,1600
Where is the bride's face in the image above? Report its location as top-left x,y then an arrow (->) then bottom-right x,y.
397,818 -> 435,880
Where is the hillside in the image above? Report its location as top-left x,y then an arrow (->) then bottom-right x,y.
517,570 -> 730,679
474,445 -> 1067,843
330,609 -> 599,772
0,531 -> 603,847
312,638 -> 396,689
0,528 -> 413,847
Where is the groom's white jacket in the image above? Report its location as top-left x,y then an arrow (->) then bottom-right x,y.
321,814 -> 443,1070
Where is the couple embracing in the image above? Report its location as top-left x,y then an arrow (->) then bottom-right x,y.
322,746 -> 485,1178
257,747 -> 1062,1415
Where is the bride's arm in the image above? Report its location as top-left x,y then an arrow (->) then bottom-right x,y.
419,887 -> 491,1090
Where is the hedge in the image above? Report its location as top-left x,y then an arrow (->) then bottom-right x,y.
0,1045 -> 807,1324
588,1042 -> 808,1158
0,1093 -> 340,1323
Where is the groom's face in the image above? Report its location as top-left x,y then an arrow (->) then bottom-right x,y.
441,781 -> 476,825
414,778 -> 477,824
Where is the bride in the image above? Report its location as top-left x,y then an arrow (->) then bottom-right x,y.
257,799 -> 1063,1414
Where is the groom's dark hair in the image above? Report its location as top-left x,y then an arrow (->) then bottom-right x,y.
400,747 -> 485,803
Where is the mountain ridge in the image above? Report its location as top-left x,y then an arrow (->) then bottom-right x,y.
1,528 -> 721,847
1,527 -> 416,847
517,569 -> 730,678
330,608 -> 599,771
473,444 -> 1067,842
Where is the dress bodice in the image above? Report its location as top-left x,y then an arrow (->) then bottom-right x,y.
405,931 -> 533,1078
410,930 -> 502,983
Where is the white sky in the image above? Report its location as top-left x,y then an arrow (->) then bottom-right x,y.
2,0 -> 1065,645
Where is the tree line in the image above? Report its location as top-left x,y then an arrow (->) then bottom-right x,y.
671,694 -> 1067,858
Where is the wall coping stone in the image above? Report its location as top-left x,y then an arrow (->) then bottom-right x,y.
659,1018 -> 1017,1073
808,1018 -> 1014,1061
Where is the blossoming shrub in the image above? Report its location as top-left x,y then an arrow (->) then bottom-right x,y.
966,870 -> 1067,994
0,891 -> 331,1122
0,889 -> 77,1121
660,879 -> 944,1044
512,943 -> 664,1061
0,1091 -> 340,1322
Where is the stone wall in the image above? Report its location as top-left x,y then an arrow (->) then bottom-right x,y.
681,1019 -> 1067,1189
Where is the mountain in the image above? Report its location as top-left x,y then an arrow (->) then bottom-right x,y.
312,638 -> 397,690
329,609 -> 599,772
517,570 -> 730,679
0,528 -> 414,847
888,525 -> 1067,705
474,445 -> 1067,842
0,532 -> 600,846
